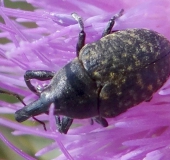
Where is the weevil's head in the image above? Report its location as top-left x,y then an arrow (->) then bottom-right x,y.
48,58 -> 99,119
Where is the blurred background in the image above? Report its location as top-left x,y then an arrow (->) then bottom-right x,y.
0,0 -> 60,159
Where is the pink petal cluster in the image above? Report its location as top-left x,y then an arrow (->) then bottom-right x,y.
0,0 -> 170,159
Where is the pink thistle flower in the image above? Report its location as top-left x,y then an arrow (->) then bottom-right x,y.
0,0 -> 170,159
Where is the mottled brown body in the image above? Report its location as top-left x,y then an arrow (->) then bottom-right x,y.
80,29 -> 170,117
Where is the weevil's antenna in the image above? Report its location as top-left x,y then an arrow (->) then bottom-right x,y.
31,116 -> 47,130
0,90 -> 47,130
0,90 -> 26,105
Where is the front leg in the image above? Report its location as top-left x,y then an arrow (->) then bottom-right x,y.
24,70 -> 54,95
56,116 -> 73,134
102,9 -> 124,37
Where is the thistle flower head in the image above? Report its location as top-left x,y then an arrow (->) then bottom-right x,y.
0,0 -> 170,159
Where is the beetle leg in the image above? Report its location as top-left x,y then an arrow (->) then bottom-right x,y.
56,116 -> 73,134
92,117 -> 108,127
24,70 -> 54,95
102,9 -> 124,37
72,13 -> 86,57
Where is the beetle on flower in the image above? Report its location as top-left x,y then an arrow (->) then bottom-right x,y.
1,0 -> 170,160
3,8 -> 170,135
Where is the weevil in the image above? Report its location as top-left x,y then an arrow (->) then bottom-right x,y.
2,9 -> 170,134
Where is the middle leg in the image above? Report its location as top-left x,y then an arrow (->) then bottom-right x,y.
91,117 -> 108,127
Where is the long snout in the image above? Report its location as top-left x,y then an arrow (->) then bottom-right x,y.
15,109 -> 30,122
15,97 -> 50,123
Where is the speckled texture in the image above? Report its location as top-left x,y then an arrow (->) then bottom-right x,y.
80,29 -> 170,117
